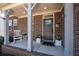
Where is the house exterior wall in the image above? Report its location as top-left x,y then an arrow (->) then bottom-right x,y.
9,11 -> 64,41
73,3 -> 79,55
14,12 -> 64,40
33,15 -> 42,39
9,17 -> 27,35
17,12 -> 64,40
18,17 -> 27,33
13,15 -> 42,39
54,9 -> 64,46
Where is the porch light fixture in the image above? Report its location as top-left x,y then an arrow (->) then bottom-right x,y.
44,7 -> 47,10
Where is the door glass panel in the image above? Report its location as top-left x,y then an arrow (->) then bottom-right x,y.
45,20 -> 52,25
44,19 -> 53,41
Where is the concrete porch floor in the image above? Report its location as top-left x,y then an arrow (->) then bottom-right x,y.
9,40 -> 64,56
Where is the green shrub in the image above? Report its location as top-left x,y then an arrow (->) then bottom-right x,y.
22,32 -> 27,36
0,36 -> 4,48
0,35 -> 13,48
0,35 -> 14,47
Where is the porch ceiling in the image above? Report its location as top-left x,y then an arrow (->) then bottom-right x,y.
0,4 -> 9,8
33,3 -> 63,13
0,3 -> 63,18
12,3 -> 63,18
0,4 -> 24,11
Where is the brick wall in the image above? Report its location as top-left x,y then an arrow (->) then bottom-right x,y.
33,15 -> 42,39
10,12 -> 64,41
9,17 -> 18,36
17,13 -> 64,40
73,4 -> 79,55
9,17 -> 27,36
18,17 -> 27,33
13,15 -> 42,39
54,9 -> 64,46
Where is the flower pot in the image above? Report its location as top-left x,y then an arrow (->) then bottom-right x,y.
36,38 -> 41,44
55,40 -> 62,46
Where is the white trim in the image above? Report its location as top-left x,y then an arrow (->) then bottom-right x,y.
60,5 -> 64,11
53,13 -> 55,42
18,15 -> 27,18
31,3 -> 37,10
33,10 -> 61,16
42,14 -> 54,42
22,5 -> 28,11
42,13 -> 53,19
18,7 -> 63,18
42,17 -> 44,38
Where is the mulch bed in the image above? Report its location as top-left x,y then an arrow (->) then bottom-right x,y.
0,47 -> 14,56
0,53 -> 14,56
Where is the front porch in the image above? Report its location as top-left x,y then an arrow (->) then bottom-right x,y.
9,39 -> 64,56
6,3 -> 64,56
0,3 -> 73,56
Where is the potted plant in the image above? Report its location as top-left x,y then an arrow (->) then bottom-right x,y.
9,35 -> 13,43
36,35 -> 41,44
21,32 -> 27,40
0,36 -> 4,53
55,35 -> 62,46
21,32 -> 27,36
9,32 -> 13,43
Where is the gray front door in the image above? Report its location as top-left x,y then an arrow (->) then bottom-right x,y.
44,18 -> 53,42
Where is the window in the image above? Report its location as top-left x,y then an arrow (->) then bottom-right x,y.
13,19 -> 17,26
9,19 -> 18,30
9,20 -> 12,26
9,20 -> 12,30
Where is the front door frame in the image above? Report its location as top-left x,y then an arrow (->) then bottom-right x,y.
43,18 -> 53,42
42,14 -> 55,43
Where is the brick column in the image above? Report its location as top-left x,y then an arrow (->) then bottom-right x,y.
73,4 -> 79,55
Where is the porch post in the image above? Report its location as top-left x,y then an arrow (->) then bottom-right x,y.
27,3 -> 33,51
4,10 -> 9,45
53,14 -> 55,42
64,3 -> 73,56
